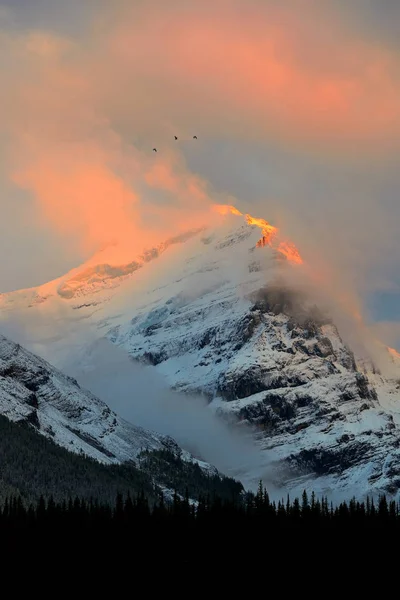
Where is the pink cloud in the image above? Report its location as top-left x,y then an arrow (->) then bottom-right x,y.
1,0 -> 400,286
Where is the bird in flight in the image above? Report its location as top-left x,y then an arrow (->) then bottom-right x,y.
152,148 -> 157,152
174,136 -> 178,140
193,135 -> 197,139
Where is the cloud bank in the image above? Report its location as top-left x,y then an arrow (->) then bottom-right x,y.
61,337 -> 268,485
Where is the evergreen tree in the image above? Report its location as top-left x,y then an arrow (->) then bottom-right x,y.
301,490 -> 310,518
378,495 -> 389,520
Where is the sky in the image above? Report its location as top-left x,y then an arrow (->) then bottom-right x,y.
0,0 -> 400,347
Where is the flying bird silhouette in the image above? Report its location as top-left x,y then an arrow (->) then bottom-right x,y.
174,136 -> 178,140
152,148 -> 157,152
193,135 -> 197,139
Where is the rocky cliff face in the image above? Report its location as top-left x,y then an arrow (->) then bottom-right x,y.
110,271 -> 399,500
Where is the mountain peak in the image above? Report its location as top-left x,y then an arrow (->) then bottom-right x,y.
212,204 -> 303,264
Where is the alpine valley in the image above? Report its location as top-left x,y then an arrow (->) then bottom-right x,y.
1,206 -> 400,502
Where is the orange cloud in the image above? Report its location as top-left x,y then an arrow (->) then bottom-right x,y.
12,149 -> 140,254
0,28 -> 222,261
2,0 -> 400,273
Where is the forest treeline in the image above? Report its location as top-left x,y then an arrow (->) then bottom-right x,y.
0,414 -> 242,504
2,481 -> 400,539
1,413 -> 399,559
3,486 -> 398,564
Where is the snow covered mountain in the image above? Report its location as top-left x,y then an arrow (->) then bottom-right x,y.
1,206 -> 400,500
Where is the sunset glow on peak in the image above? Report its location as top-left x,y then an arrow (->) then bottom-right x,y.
212,203 -> 303,264
388,346 -> 400,360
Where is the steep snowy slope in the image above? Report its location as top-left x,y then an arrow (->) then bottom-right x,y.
1,208 -> 400,499
0,333 -> 216,475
